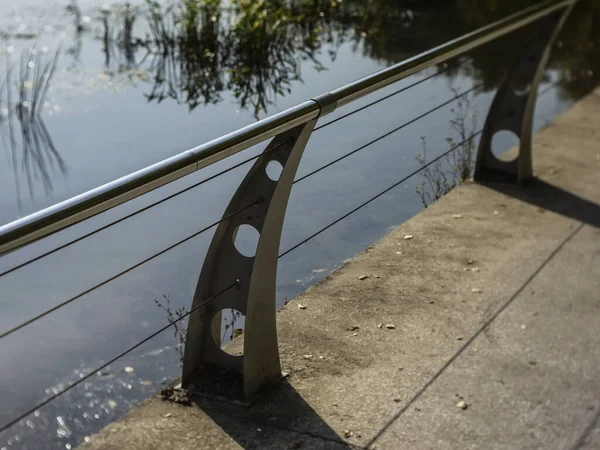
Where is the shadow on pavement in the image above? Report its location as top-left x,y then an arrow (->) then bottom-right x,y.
191,379 -> 353,449
483,178 -> 600,229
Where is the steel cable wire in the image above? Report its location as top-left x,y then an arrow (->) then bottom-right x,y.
0,141 -> 291,279
279,131 -> 483,259
539,78 -> 562,96
295,84 -> 482,185
278,78 -> 565,259
0,280 -> 239,434
0,201 -> 258,342
0,82 -> 490,341
313,58 -> 471,132
288,76 -> 560,246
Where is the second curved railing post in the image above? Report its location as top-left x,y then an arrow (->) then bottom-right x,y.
474,1 -> 575,183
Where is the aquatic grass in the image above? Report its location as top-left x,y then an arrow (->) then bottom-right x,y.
144,0 -> 225,108
0,43 -> 66,203
416,89 -> 478,208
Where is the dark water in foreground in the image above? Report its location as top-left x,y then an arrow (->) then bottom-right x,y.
0,0 -> 599,448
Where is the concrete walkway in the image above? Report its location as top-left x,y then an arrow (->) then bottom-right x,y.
83,88 -> 600,450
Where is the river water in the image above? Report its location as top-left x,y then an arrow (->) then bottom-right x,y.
0,0 -> 599,448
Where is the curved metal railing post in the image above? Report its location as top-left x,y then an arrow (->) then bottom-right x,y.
182,96 -> 335,401
474,1 -> 575,183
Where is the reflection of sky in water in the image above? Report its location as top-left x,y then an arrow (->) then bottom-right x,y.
0,1 -> 598,449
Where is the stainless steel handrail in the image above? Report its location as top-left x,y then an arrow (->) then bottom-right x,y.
0,0 -> 574,255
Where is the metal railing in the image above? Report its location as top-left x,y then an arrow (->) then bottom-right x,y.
0,0 -> 575,255
0,0 -> 576,432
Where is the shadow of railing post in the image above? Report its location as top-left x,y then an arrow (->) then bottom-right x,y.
482,179 -> 600,229
195,379 -> 354,449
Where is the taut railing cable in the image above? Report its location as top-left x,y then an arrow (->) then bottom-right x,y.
283,78 -> 564,258
2,76 -> 561,345
0,81 -> 482,341
0,201 -> 257,341
280,131 -> 483,259
0,280 -> 239,434
0,140 -> 291,278
296,84 -> 482,184
313,60 -> 468,132
539,78 -> 562,96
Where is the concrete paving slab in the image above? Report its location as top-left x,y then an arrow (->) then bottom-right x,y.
371,223 -> 600,450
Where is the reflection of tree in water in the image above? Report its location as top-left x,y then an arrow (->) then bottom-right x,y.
548,0 -> 600,99
145,0 -> 225,109
404,0 -> 600,98
91,0 -> 600,118
139,0 -> 338,116
0,44 -> 66,205
97,0 -> 412,116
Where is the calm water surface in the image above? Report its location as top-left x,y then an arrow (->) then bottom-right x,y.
0,0 -> 599,448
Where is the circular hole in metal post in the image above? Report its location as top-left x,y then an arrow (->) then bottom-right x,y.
491,130 -> 520,161
212,309 -> 246,355
265,160 -> 283,181
511,69 -> 533,96
512,80 -> 532,96
233,224 -> 260,257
